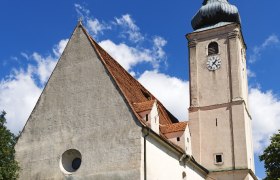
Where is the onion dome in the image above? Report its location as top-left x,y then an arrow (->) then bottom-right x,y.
192,0 -> 241,30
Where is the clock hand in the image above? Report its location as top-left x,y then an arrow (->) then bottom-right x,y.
213,59 -> 217,65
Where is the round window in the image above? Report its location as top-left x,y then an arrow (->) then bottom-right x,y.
60,149 -> 82,174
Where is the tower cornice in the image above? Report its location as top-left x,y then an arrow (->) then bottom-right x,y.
186,23 -> 246,49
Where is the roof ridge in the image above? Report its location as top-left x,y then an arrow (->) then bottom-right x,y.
162,121 -> 188,126
133,99 -> 155,104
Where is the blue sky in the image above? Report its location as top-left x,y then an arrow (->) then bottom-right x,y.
1,1 -> 280,179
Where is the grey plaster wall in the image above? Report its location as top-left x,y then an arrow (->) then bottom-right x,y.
15,25 -> 142,179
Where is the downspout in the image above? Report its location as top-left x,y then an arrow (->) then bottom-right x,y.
143,128 -> 150,180
179,154 -> 187,162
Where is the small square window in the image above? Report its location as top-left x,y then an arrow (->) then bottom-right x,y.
177,137 -> 180,141
214,153 -> 223,165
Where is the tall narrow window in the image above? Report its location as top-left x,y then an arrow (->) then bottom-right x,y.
145,114 -> 149,121
216,118 -> 218,127
208,42 -> 219,55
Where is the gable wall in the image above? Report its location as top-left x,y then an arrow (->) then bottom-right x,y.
15,26 -> 142,180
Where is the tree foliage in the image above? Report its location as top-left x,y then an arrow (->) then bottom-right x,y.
259,130 -> 280,180
0,111 -> 20,180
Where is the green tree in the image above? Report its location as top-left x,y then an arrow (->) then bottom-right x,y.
0,111 -> 20,180
259,130 -> 280,180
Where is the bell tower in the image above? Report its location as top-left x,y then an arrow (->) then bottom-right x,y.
187,0 -> 256,179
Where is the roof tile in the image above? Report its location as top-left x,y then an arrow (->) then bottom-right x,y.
160,122 -> 188,134
133,100 -> 155,113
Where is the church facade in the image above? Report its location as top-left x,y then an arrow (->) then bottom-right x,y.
15,1 -> 257,180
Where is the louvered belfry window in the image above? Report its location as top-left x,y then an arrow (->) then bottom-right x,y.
208,42 -> 219,56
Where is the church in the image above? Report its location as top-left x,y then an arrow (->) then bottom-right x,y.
15,0 -> 258,179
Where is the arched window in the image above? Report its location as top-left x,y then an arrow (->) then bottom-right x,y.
208,42 -> 219,55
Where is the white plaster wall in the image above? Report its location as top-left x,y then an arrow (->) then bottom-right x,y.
143,135 -> 206,180
184,126 -> 192,156
139,110 -> 150,125
193,35 -> 231,107
193,107 -> 234,170
164,131 -> 184,149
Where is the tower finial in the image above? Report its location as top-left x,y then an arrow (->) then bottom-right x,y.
78,17 -> 83,26
203,0 -> 229,5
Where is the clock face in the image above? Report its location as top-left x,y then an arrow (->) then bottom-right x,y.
207,55 -> 221,71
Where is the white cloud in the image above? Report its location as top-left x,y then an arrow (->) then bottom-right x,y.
129,71 -> 136,77
0,40 -> 63,134
0,69 -> 42,134
31,39 -> 66,85
31,53 -> 57,84
249,88 -> 280,154
53,39 -> 69,57
138,70 -> 189,120
87,19 -> 108,37
11,56 -> 19,62
246,35 -> 280,154
249,34 -> 279,63
99,40 -> 152,70
153,36 -> 167,58
99,38 -> 167,71
115,14 -> 138,32
20,52 -> 30,60
73,4 -> 167,70
74,4 -> 110,38
115,14 -> 144,43
247,69 -> 256,78
74,5 -> 144,43
74,3 -> 90,18
262,35 -> 279,48
152,36 -> 167,69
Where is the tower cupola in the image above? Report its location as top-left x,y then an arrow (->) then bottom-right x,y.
191,0 -> 241,30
